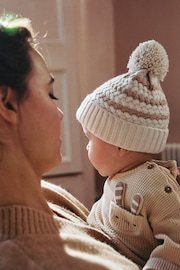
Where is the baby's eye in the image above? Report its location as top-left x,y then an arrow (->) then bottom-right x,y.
49,93 -> 58,100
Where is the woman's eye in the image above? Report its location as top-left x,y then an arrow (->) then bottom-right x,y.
49,93 -> 59,100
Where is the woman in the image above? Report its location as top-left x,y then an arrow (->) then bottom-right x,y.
0,15 -> 139,269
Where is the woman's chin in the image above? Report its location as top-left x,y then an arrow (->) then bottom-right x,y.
59,153 -> 63,164
42,154 -> 62,176
53,153 -> 62,168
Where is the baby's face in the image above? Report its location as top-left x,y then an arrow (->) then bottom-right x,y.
83,128 -> 121,177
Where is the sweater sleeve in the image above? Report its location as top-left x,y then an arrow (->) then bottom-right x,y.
0,240 -> 43,270
143,204 -> 180,270
143,181 -> 180,269
143,234 -> 180,270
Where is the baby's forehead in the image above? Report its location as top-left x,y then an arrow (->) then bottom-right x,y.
83,127 -> 89,135
83,128 -> 94,138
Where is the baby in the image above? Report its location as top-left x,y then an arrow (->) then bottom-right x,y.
76,40 -> 180,270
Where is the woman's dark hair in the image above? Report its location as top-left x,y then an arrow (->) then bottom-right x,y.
0,14 -> 38,101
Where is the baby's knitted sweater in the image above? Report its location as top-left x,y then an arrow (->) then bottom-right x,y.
88,161 -> 180,270
0,180 -> 139,270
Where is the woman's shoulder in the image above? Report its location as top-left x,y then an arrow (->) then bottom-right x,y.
41,180 -> 89,221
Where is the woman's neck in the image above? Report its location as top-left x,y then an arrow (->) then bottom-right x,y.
0,145 -> 53,215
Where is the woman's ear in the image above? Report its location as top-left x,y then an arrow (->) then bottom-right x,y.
0,86 -> 18,124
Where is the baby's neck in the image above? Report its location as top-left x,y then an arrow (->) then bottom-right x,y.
118,152 -> 153,173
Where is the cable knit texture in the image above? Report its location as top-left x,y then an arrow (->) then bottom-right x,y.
76,40 -> 169,154
0,180 -> 139,270
87,161 -> 180,270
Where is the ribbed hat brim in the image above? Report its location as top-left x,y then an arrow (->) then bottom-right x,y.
76,96 -> 169,154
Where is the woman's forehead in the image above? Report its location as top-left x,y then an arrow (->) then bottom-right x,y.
28,49 -> 51,83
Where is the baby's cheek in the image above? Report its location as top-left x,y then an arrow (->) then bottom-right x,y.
89,150 -> 101,168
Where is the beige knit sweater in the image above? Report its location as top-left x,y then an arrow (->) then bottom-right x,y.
87,161 -> 180,270
0,180 -> 139,270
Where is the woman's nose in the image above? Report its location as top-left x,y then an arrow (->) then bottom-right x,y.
58,107 -> 64,120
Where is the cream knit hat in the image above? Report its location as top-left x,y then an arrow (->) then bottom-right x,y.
76,40 -> 169,154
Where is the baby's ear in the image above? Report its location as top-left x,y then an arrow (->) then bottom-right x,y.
0,86 -> 18,124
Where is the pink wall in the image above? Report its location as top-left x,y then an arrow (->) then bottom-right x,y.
113,0 -> 180,142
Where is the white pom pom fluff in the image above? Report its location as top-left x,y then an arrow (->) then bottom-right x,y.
127,40 -> 169,81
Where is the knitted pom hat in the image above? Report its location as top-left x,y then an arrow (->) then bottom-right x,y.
76,40 -> 169,154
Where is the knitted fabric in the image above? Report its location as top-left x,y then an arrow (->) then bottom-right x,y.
76,40 -> 169,154
87,160 -> 180,270
0,181 -> 139,270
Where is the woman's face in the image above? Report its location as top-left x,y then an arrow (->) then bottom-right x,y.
18,49 -> 63,175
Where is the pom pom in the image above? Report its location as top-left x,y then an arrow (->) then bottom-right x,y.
127,40 -> 169,81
